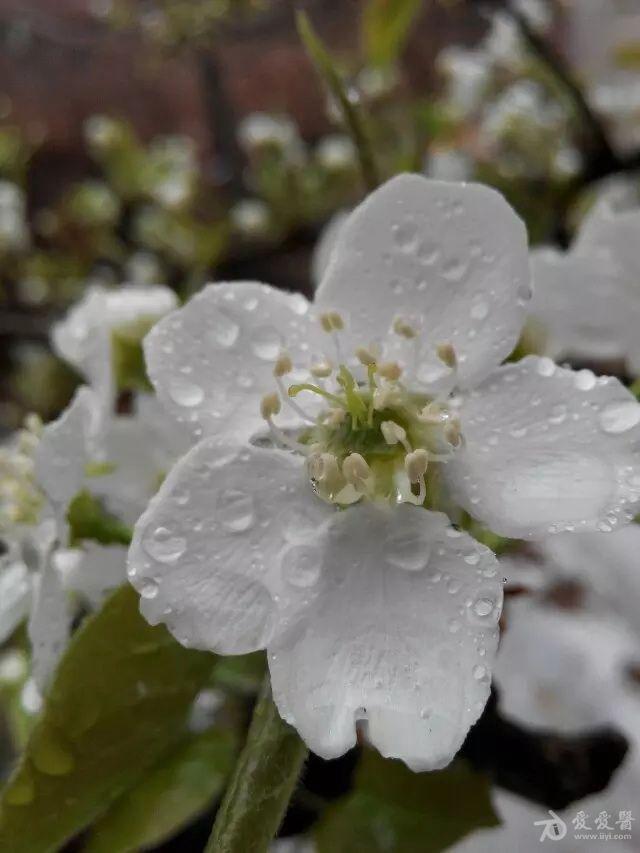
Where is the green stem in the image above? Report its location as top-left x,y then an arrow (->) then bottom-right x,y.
297,11 -> 380,191
205,675 -> 308,853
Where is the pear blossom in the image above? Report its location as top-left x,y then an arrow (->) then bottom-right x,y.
451,594 -> 640,853
128,173 -> 640,771
0,284 -> 183,695
52,283 -> 177,404
529,188 -> 640,372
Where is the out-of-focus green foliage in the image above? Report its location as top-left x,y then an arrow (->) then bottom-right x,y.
0,586 -> 218,853
85,725 -> 237,853
315,751 -> 499,853
362,0 -> 424,69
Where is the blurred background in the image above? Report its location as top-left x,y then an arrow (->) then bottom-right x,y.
4,0 -> 635,433
2,3 -> 640,851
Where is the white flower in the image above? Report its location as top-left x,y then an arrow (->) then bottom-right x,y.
128,174 -> 640,770
315,135 -> 357,172
450,594 -> 640,853
52,283 -> 177,404
537,524 -> 640,641
529,190 -> 640,371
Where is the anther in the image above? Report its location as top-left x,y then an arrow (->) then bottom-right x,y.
274,351 -> 293,377
380,420 -> 407,446
373,385 -> 402,411
260,392 -> 281,420
310,358 -> 333,379
418,402 -> 447,424
445,418 -> 462,447
404,449 -> 429,483
378,361 -> 402,381
327,407 -> 346,426
355,346 -> 377,367
392,317 -> 417,339
320,311 -> 344,332
342,453 -> 373,491
436,342 -> 457,370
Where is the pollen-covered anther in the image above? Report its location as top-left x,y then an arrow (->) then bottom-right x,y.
274,351 -> 293,377
436,342 -> 458,370
326,407 -> 346,426
310,358 -> 333,379
381,420 -> 407,447
373,385 -> 402,411
342,453 -> 373,491
444,417 -> 463,447
404,448 -> 429,483
392,317 -> 417,339
260,392 -> 281,420
418,402 -> 447,425
378,361 -> 402,381
355,345 -> 378,367
319,311 -> 344,332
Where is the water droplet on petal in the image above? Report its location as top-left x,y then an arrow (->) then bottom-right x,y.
384,532 -> 430,571
144,527 -> 187,563
252,326 -> 282,360
470,301 -> 489,320
218,489 -> 255,532
473,664 -> 488,681
141,580 -> 159,599
208,312 -> 240,348
168,377 -> 204,407
599,401 -> 640,434
281,544 -> 323,588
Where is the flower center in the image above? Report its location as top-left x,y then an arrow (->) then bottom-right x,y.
260,312 -> 463,507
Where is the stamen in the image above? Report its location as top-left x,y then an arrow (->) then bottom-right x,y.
342,453 -> 373,493
404,448 -> 428,483
392,317 -> 417,339
326,407 -> 346,426
310,358 -> 333,379
444,418 -> 463,447
320,312 -> 346,362
405,448 -> 428,505
418,402 -> 448,424
380,420 -> 410,453
378,361 -> 402,381
274,351 -> 293,377
373,383 -> 402,411
260,392 -> 308,454
355,346 -> 377,367
436,342 -> 458,370
260,392 -> 281,420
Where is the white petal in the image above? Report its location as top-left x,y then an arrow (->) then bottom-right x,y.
529,247 -> 638,364
575,193 -> 640,286
128,438 -> 330,654
495,596 -> 638,733
538,526 -> 640,639
444,356 -> 640,537
51,287 -> 112,403
311,210 -> 350,288
144,282 -> 319,442
35,386 -> 99,518
268,505 -> 502,771
315,174 -> 530,388
28,558 -> 72,690
55,543 -> 126,608
0,560 -> 31,643
92,400 -> 189,525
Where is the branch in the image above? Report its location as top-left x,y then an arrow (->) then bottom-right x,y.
505,2 -> 620,178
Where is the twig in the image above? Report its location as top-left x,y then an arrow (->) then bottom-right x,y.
505,1 -> 620,178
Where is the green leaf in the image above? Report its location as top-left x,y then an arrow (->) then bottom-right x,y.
67,490 -> 133,547
297,11 -> 380,191
84,726 -> 237,853
315,751 -> 499,853
0,586 -> 217,853
362,0 -> 423,68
